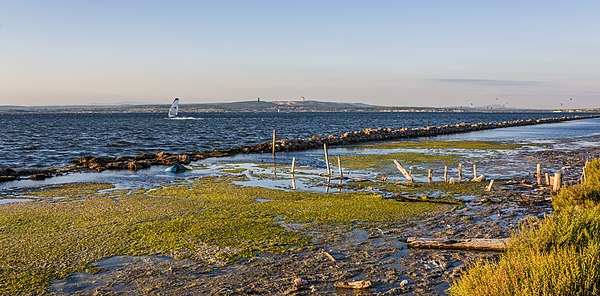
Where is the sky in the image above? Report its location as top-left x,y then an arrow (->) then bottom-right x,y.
0,0 -> 598,108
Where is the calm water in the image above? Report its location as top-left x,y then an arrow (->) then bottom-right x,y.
0,111 -> 595,170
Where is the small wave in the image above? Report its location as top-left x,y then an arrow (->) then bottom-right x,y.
168,117 -> 202,120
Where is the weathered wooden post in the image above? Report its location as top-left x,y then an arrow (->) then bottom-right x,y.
473,164 -> 477,179
536,164 -> 541,185
393,160 -> 414,182
553,173 -> 562,192
444,166 -> 448,183
428,169 -> 433,183
323,143 -> 330,175
272,129 -> 277,157
337,156 -> 343,179
458,163 -> 463,182
291,157 -> 296,174
545,173 -> 550,186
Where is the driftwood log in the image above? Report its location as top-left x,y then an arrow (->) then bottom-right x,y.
407,237 -> 508,252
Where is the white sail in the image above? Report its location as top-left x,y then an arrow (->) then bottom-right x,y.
168,98 -> 179,118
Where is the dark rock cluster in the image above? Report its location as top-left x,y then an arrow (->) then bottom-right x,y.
1,114 -> 598,182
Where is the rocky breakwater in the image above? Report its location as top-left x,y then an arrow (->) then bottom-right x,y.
1,114 -> 598,182
264,114 -> 600,153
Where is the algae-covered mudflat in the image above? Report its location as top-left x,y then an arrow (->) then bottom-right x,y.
0,177 -> 449,295
2,136 -> 600,295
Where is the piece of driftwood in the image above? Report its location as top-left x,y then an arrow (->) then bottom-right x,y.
334,280 -> 372,289
407,237 -> 508,252
472,174 -> 485,182
486,180 -> 494,192
393,160 -> 414,182
323,251 -> 336,264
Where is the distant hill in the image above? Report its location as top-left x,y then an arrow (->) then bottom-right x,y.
0,100 -> 597,114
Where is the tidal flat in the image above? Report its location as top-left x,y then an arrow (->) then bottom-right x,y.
2,137 -> 600,295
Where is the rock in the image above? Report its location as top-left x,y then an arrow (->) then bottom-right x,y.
400,279 -> 409,287
0,175 -> 19,182
177,154 -> 191,164
334,280 -> 372,289
126,161 -> 151,171
0,167 -> 18,176
29,173 -> 50,180
293,277 -> 308,288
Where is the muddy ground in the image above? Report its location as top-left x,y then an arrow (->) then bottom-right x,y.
46,138 -> 600,296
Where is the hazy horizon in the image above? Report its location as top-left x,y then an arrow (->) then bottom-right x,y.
1,1 -> 598,109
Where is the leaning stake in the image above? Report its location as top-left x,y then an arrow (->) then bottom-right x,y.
393,160 -> 414,182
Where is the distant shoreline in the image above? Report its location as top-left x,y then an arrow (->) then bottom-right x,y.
1,99 -> 598,114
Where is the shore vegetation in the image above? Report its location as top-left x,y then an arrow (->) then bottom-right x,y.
450,159 -> 600,295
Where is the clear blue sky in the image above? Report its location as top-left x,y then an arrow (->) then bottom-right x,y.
0,0 -> 598,108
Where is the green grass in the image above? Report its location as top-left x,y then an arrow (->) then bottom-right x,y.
360,140 -> 529,150
0,178 -> 451,295
450,159 -> 600,296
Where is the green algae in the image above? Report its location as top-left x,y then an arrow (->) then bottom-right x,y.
339,152 -> 458,171
346,180 -> 486,197
360,140 -> 529,150
25,182 -> 114,199
221,167 -> 247,174
0,177 -> 450,295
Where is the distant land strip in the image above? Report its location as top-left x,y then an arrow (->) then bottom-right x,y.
1,114 -> 600,183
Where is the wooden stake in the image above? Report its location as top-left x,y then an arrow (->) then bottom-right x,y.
393,160 -> 414,182
323,143 -> 330,175
272,129 -> 277,157
291,157 -> 296,174
536,164 -> 541,185
486,180 -> 494,192
545,173 -> 550,186
458,163 -> 463,182
337,156 -> 343,179
473,164 -> 477,179
444,166 -> 448,183
428,169 -> 433,183
553,173 -> 562,192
